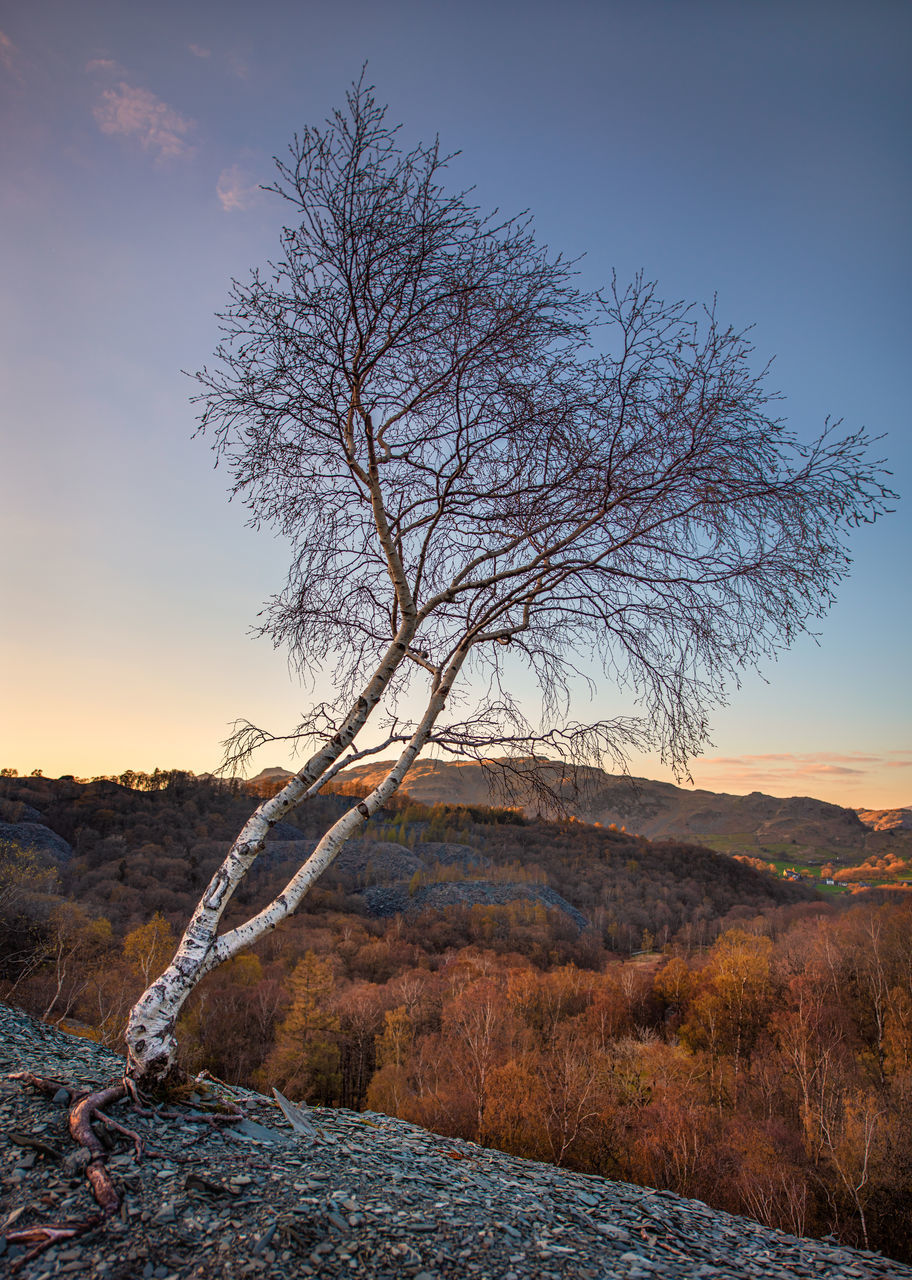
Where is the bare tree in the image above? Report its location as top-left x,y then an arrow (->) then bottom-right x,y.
124,78 -> 892,1090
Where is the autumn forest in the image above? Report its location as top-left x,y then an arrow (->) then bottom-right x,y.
2,771 -> 912,1263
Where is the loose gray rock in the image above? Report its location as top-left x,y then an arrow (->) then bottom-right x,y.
413,842 -> 490,869
0,821 -> 73,863
361,880 -> 589,930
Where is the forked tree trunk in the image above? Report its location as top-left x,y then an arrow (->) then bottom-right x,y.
124,644 -> 463,1090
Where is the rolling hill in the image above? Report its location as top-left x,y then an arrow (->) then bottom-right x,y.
249,759 -> 910,864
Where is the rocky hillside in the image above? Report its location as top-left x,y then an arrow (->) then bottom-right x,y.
0,795 -> 74,862
857,806 -> 912,832
362,880 -> 589,930
258,832 -> 588,932
1,1003 -> 909,1280
299,758 -> 906,862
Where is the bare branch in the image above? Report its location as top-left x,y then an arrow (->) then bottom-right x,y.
125,78 -> 894,1090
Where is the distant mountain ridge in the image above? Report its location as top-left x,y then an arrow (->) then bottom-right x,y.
0,771 -> 813,958
249,760 -> 907,861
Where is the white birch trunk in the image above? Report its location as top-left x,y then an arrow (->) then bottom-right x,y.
124,620 -> 420,1086
124,634 -> 462,1089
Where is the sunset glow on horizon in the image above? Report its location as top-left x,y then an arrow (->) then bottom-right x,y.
1,2 -> 909,812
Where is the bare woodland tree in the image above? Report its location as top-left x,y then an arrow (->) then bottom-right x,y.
124,80 -> 892,1089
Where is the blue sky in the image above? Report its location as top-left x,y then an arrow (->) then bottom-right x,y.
1,1 -> 909,807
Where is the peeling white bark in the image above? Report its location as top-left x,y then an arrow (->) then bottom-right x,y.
212,648 -> 465,967
124,620 -> 422,1087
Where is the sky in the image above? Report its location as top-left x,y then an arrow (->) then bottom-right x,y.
1,0 -> 909,809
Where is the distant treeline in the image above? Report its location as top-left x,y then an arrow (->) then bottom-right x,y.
1,766 -> 219,792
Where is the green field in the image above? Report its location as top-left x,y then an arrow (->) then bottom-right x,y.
693,832 -> 910,894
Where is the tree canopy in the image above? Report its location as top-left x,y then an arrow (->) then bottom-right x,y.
124,78 -> 892,1088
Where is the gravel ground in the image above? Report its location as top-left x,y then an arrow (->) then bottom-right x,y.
1,1002 -> 909,1280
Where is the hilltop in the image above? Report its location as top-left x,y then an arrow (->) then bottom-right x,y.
250,759 -> 911,865
857,806 -> 912,832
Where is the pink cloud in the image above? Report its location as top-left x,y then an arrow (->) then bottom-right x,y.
799,753 -> 881,764
86,57 -> 123,75
93,82 -> 194,161
703,751 -> 884,768
792,764 -> 865,777
687,748 -> 911,808
0,28 -> 19,76
189,45 -> 211,59
216,164 -> 261,212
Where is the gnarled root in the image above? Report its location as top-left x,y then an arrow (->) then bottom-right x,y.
5,1216 -> 104,1274
69,1081 -> 127,1214
94,1110 -> 145,1161
8,1071 -> 89,1104
9,1072 -> 127,1216
5,1065 -> 231,1269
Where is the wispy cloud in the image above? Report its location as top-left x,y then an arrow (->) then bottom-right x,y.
706,752 -> 885,767
689,749 -> 912,803
216,164 -> 261,212
227,53 -> 249,81
0,28 -> 20,77
189,44 -> 211,59
86,57 -> 124,75
93,82 -> 195,161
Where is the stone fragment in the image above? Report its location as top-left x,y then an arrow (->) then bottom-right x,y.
62,1148 -> 90,1174
253,1221 -> 278,1254
272,1088 -> 317,1139
227,1118 -> 292,1145
618,1251 -> 657,1268
185,1172 -> 231,1197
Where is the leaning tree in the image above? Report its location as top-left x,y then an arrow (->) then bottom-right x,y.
123,80 -> 891,1090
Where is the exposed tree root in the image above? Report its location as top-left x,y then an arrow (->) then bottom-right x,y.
69,1081 -> 128,1213
8,1071 -> 89,1104
9,1072 -> 126,1213
5,1067 -> 245,1268
4,1072 -> 133,1271
93,1110 -> 146,1161
5,1216 -> 104,1274
159,1097 -> 246,1129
